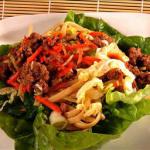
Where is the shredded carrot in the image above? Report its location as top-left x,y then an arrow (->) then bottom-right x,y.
89,32 -> 103,37
35,96 -> 61,113
9,82 -> 19,90
58,62 -> 74,78
40,56 -> 45,63
108,52 -> 123,61
7,71 -> 19,84
77,48 -> 83,65
53,43 -> 62,53
81,56 -> 100,65
27,46 -> 43,64
7,71 -> 20,89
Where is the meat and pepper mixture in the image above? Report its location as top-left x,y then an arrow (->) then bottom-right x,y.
0,31 -> 149,96
126,47 -> 150,89
0,26 -> 150,131
0,31 -> 113,96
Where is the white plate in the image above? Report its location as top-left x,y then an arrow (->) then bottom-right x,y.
0,12 -> 150,150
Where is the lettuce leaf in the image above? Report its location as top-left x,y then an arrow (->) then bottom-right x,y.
118,36 -> 150,54
0,112 -> 33,139
0,45 -> 10,56
93,98 -> 150,134
33,96 -> 150,150
33,113 -> 118,150
15,134 -> 35,150
106,85 -> 150,104
65,11 -> 124,39
65,11 -> 150,55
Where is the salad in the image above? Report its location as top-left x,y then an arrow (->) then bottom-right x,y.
0,11 -> 150,150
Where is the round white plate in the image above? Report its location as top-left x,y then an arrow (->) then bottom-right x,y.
0,12 -> 150,150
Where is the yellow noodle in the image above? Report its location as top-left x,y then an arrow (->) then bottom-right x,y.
49,80 -> 84,102
68,110 -> 84,124
65,108 -> 81,118
74,113 -> 101,129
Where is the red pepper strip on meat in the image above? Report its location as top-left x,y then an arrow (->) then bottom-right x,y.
27,46 -> 43,64
35,96 -> 61,113
53,43 -> 63,53
58,62 -> 75,78
78,32 -> 97,49
89,32 -> 103,37
7,71 -> 20,89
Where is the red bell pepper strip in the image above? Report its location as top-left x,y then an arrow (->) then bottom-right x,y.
77,48 -> 83,65
7,71 -> 20,89
27,46 -> 43,64
7,71 -> 19,83
9,82 -> 19,90
81,56 -> 100,65
89,31 -> 103,37
58,62 -> 74,78
107,52 -> 123,61
35,96 -> 61,113
53,43 -> 62,53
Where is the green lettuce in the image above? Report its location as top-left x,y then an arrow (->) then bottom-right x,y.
0,45 -> 10,56
65,11 -> 150,55
33,96 -> 150,150
65,11 -> 124,39
0,112 -> 33,139
118,36 -> 150,54
93,98 -> 150,134
33,113 -> 118,150
106,85 -> 150,104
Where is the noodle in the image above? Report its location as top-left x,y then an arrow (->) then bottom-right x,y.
65,108 -> 81,118
44,21 -> 91,37
49,80 -> 85,102
74,113 -> 101,129
68,110 -> 84,124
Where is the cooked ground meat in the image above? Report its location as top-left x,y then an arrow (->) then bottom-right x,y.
136,72 -> 150,89
93,37 -> 106,47
19,61 -> 49,94
34,79 -> 49,94
43,34 -> 62,50
125,63 -> 141,76
127,47 -> 150,89
101,68 -> 124,92
25,32 -> 43,51
138,55 -> 150,71
128,47 -> 142,65
102,68 -> 124,82
92,32 -> 113,47
10,32 -> 43,66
